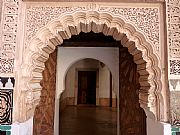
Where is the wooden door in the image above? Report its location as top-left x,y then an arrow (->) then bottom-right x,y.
78,71 -> 96,105
119,47 -> 147,135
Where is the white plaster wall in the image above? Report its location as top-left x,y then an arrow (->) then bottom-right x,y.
56,47 -> 119,98
11,117 -> 33,135
99,65 -> 110,98
147,117 -> 171,135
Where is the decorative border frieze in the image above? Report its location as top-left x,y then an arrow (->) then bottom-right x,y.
0,0 -> 19,74
25,3 -> 161,53
167,0 -> 180,76
167,0 -> 180,125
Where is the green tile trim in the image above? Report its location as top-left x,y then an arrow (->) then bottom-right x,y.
0,125 -> 11,131
6,131 -> 11,135
172,126 -> 180,135
0,125 -> 11,135
172,127 -> 180,132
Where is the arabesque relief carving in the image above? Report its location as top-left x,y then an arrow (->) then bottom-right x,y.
167,0 -> 180,59
25,3 -> 160,52
0,0 -> 19,74
167,0 -> 180,126
9,2 -> 168,124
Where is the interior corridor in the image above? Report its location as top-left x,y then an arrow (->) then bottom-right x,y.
60,106 -> 117,135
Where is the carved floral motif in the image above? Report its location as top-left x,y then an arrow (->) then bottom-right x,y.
0,58 -> 14,73
98,7 -> 160,51
167,0 -> 180,74
25,4 -> 160,52
170,60 -> 180,75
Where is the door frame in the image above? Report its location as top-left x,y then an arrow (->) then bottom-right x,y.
75,68 -> 99,106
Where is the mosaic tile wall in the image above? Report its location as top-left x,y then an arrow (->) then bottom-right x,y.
0,125 -> 11,135
0,77 -> 14,125
0,77 -> 14,135
172,126 -> 180,135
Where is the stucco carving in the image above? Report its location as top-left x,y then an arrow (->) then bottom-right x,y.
16,3 -> 165,122
25,3 -> 160,53
170,60 -> 180,75
167,0 -> 180,77
0,0 -> 19,75
167,0 -> 180,59
167,0 -> 180,125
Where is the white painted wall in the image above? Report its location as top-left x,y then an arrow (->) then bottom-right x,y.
11,117 -> 33,135
99,65 -> 110,98
56,47 -> 119,98
147,117 -> 171,135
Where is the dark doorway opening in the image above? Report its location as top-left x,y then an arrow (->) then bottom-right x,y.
78,71 -> 96,105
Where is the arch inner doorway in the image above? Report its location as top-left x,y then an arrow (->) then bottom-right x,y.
33,32 -> 147,135
60,58 -> 117,135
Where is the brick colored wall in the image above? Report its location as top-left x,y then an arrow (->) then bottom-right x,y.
33,50 -> 57,135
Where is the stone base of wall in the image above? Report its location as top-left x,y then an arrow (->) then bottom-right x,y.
99,98 -> 116,107
60,97 -> 75,112
66,97 -> 75,105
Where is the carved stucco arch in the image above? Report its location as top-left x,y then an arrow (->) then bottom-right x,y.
21,11 -> 162,122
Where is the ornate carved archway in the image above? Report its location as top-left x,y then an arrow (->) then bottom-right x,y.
17,4 -> 164,123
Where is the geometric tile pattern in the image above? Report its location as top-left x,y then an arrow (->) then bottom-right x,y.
172,127 -> 180,135
0,77 -> 14,125
0,58 -> 14,73
0,125 -> 11,135
0,89 -> 13,124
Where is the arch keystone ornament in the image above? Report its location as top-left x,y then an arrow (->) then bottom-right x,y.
15,2 -> 168,125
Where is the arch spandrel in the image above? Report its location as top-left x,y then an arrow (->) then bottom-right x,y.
16,3 -> 166,122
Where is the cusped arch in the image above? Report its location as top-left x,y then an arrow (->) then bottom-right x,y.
22,11 -> 162,121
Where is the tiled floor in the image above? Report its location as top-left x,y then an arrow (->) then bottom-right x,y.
60,106 -> 117,135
